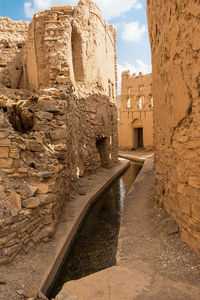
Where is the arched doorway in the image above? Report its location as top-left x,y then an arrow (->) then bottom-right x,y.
132,119 -> 143,149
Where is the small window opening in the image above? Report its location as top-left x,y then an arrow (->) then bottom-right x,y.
151,96 -> 154,107
138,96 -> 144,109
127,98 -> 131,108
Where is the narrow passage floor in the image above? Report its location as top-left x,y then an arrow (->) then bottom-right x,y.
56,153 -> 200,300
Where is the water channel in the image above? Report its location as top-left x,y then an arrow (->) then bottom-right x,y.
48,161 -> 142,299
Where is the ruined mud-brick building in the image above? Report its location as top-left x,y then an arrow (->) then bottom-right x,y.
119,72 -> 153,150
147,0 -> 200,256
0,0 -> 118,263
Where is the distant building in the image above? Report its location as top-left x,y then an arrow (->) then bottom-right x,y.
119,72 -> 153,150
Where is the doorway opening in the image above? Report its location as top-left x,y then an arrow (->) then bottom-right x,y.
96,137 -> 109,167
134,127 -> 143,148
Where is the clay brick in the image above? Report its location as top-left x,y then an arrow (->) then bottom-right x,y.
187,141 -> 200,149
34,183 -> 50,194
7,192 -> 21,210
188,177 -> 200,189
0,139 -> 10,146
0,147 -> 9,157
2,244 -> 19,256
0,158 -> 13,168
22,197 -> 40,209
50,129 -> 68,141
0,232 -> 17,246
0,131 -> 9,139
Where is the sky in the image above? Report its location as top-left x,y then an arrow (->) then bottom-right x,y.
0,0 -> 152,92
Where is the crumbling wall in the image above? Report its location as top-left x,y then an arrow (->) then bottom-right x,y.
147,0 -> 200,255
0,0 -> 118,263
23,0 -> 117,98
0,88 -> 118,263
119,72 -> 153,150
0,18 -> 30,89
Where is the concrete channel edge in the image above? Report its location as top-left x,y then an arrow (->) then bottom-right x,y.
40,158 -> 131,299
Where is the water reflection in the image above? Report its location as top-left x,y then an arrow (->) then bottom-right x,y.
48,161 -> 142,299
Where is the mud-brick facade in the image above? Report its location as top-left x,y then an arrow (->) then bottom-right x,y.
0,18 -> 29,89
147,0 -> 200,256
0,0 -> 118,263
119,72 -> 153,150
24,1 -> 117,99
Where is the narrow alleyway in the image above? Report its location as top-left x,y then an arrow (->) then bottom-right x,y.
56,152 -> 200,300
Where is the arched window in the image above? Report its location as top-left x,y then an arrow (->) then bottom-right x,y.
71,27 -> 84,82
138,96 -> 144,109
127,98 -> 131,108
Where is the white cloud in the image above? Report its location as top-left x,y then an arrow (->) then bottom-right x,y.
24,2 -> 35,19
122,22 -> 147,42
24,0 -> 77,18
95,0 -> 142,20
24,0 -> 142,20
117,61 -> 152,91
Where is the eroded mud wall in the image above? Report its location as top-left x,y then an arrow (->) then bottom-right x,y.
0,18 -> 29,89
0,0 -> 118,263
147,0 -> 200,255
0,90 -> 118,263
23,0 -> 117,98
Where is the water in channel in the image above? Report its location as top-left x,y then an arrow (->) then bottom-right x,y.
48,161 -> 142,299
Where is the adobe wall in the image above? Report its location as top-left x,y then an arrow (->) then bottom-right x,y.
119,72 -> 153,150
22,0 -> 117,98
0,18 -> 30,89
0,0 -> 118,263
147,1 -> 200,255
0,88 -> 118,264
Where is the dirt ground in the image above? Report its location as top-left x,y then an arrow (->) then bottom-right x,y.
117,155 -> 200,300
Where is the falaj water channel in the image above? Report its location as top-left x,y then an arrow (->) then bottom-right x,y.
48,161 -> 142,299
